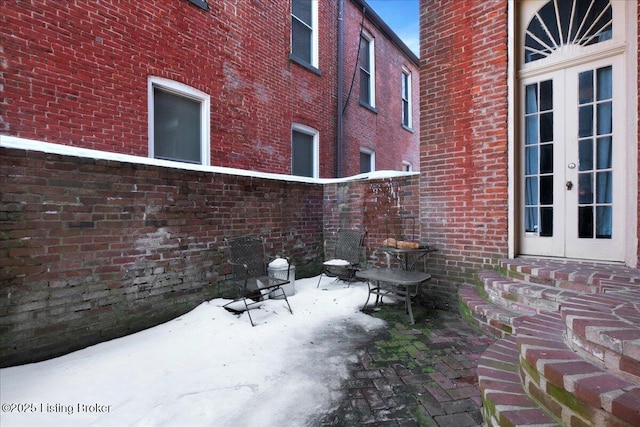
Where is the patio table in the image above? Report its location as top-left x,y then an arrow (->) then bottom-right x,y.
357,268 -> 432,324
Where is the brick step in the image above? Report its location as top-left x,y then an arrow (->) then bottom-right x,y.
478,336 -> 559,427
478,313 -> 640,426
458,284 -> 523,338
516,312 -> 640,426
499,258 -> 640,293
561,292 -> 640,383
479,270 -> 580,315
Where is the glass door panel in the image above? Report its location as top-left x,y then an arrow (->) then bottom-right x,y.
523,79 -> 554,237
576,66 -> 613,239
563,56 -> 623,261
520,70 -> 565,257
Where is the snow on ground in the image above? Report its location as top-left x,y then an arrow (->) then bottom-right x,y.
0,277 -> 386,427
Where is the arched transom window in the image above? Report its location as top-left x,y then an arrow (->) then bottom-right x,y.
525,0 -> 612,63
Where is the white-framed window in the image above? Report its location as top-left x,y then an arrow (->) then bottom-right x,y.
402,161 -> 413,172
291,0 -> 319,68
359,32 -> 376,108
148,77 -> 210,166
401,69 -> 412,128
291,123 -> 319,178
359,148 -> 375,173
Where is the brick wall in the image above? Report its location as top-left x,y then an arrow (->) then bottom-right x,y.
323,174 -> 424,269
0,144 -> 420,367
419,0 -> 509,306
341,1 -> 420,175
0,146 -> 325,367
1,0 -> 338,177
1,0 -> 419,180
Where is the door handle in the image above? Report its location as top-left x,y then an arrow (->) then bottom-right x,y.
566,181 -> 573,190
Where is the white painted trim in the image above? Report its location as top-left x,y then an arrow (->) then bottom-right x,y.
311,0 -> 319,68
402,68 -> 412,128
291,123 -> 320,179
360,147 -> 376,172
508,1 -> 517,259
361,30 -> 376,108
148,76 -> 210,166
624,0 -> 638,267
0,136 -> 416,185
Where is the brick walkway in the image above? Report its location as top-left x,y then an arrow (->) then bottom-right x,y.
316,303 -> 496,426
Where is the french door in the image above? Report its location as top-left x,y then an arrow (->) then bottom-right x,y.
520,56 -> 624,261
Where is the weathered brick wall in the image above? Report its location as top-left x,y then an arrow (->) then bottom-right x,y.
323,174 -> 424,270
1,0 -> 338,177
342,1 -> 420,175
419,0 -> 509,307
0,146 -> 324,367
0,144 -> 421,367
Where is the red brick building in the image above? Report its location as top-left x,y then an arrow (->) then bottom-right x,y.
1,0 -> 419,178
420,0 -> 638,276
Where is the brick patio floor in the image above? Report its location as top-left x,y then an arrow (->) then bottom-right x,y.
316,302 -> 496,427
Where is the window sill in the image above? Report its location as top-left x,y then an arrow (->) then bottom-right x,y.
289,55 -> 322,76
359,101 -> 378,114
402,124 -> 414,133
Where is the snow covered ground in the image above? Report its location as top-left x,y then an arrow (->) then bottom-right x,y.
0,277 -> 386,427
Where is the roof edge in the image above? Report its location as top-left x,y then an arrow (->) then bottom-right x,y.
350,0 -> 419,66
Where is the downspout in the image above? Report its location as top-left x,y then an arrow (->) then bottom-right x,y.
336,0 -> 344,178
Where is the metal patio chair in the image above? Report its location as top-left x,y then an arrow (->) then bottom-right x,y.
317,229 -> 366,287
223,236 -> 293,326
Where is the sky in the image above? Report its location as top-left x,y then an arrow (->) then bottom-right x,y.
367,0 -> 420,56
0,276 -> 389,427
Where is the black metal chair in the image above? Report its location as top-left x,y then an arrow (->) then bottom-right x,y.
317,229 -> 366,288
224,236 -> 293,326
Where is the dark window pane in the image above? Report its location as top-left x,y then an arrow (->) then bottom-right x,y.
154,87 -> 201,164
540,80 -> 552,111
525,16 -> 553,63
525,146 -> 538,175
540,144 -> 553,174
540,207 -> 553,237
582,0 -> 612,46
525,176 -> 538,205
578,71 -> 593,104
360,152 -> 371,173
578,105 -> 593,137
525,207 -> 538,233
292,131 -> 314,177
525,0 -> 612,63
540,112 -> 553,142
526,84 -> 538,113
578,173 -> 593,204
597,66 -> 612,100
597,101 -> 612,135
596,171 -> 612,203
292,0 -> 312,25
540,175 -> 553,205
525,116 -> 538,145
538,2 -> 559,45
596,206 -> 612,238
360,70 -> 370,104
579,139 -> 593,171
359,38 -> 370,72
402,100 -> 409,126
596,137 -> 612,169
292,19 -> 312,63
579,206 -> 594,238
402,73 -> 409,98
